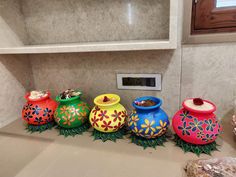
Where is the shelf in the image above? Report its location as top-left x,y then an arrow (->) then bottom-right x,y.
0,119 -> 235,177
0,40 -> 175,54
0,0 -> 178,54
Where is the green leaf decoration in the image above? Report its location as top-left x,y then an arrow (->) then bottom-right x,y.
130,134 -> 167,149
92,128 -> 126,142
26,121 -> 56,133
174,134 -> 219,156
56,122 -> 90,137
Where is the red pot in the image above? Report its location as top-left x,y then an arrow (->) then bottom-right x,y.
172,98 -> 222,145
22,91 -> 58,125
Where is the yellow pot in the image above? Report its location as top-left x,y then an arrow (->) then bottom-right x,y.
89,94 -> 127,133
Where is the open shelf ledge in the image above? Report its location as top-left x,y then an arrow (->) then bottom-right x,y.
0,0 -> 178,54
0,40 -> 176,54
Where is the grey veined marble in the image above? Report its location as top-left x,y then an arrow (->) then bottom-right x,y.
21,0 -> 170,45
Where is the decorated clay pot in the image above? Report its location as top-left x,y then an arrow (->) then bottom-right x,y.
128,96 -> 169,139
89,94 -> 127,133
22,91 -> 57,125
172,98 -> 222,145
54,92 -> 90,129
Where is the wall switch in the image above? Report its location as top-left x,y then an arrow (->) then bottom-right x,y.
117,74 -> 161,91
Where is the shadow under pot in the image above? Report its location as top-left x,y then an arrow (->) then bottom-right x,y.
89,94 -> 127,142
128,96 -> 169,149
54,91 -> 90,137
22,91 -> 58,132
172,98 -> 222,156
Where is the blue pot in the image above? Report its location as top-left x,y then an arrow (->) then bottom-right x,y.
128,96 -> 169,139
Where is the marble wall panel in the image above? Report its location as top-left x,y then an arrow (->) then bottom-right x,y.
30,49 -> 181,116
21,0 -> 169,44
182,43 -> 236,118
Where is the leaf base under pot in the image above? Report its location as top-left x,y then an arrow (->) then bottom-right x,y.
130,134 -> 168,149
56,122 -> 90,137
26,121 -> 55,133
92,127 -> 127,142
174,134 -> 219,156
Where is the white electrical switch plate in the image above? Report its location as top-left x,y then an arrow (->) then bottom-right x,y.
117,74 -> 162,91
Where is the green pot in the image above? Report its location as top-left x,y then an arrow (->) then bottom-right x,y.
54,93 -> 90,129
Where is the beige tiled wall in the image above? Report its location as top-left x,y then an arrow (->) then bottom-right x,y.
181,43 -> 236,118
30,50 -> 182,116
29,43 -> 236,119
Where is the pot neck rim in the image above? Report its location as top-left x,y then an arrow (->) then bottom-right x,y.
182,98 -> 216,114
25,91 -> 50,102
94,93 -> 120,107
56,95 -> 81,103
133,96 -> 162,111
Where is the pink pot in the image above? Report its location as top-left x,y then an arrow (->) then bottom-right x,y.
172,98 -> 222,145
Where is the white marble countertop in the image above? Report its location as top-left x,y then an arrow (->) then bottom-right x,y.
0,119 -> 235,177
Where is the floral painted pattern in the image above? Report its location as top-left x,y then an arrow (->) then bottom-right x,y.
91,116 -> 99,127
79,111 -> 87,123
24,112 -> 33,121
128,115 -> 139,127
34,117 -> 43,124
32,105 -> 42,115
128,112 -> 169,138
113,122 -> 123,131
60,105 -> 69,114
22,98 -> 57,126
178,122 -> 191,136
98,110 -> 109,121
78,103 -> 90,111
70,107 -> 80,117
101,120 -> 113,131
146,131 -> 163,139
111,110 -> 122,122
62,113 -> 75,126
132,127 -> 144,137
141,119 -> 155,134
202,134 -> 214,142
174,108 -> 221,144
54,100 -> 90,128
189,118 -> 204,132
43,108 -> 52,117
92,106 -> 100,115
180,110 -> 192,121
156,120 -> 167,133
197,131 -> 204,139
24,104 -> 32,111
121,111 -> 127,119
205,119 -> 216,131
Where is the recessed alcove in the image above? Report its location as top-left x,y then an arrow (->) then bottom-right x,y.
0,0 -> 178,54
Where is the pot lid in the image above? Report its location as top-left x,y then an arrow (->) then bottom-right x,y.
25,90 -> 49,102
56,89 -> 82,102
94,93 -> 120,107
182,98 -> 216,114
